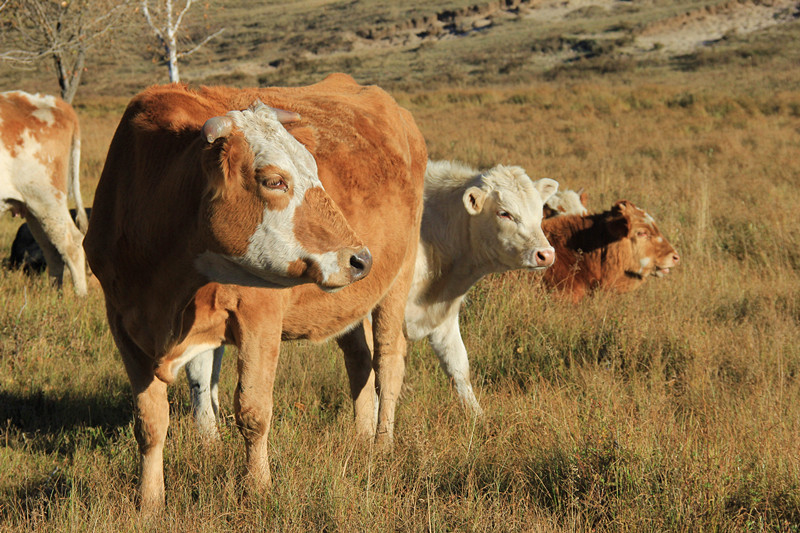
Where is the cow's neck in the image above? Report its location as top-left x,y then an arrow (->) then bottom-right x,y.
417,194 -> 496,305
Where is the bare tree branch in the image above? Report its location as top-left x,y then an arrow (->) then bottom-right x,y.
176,28 -> 225,60
141,0 -> 224,83
1,0 -> 133,102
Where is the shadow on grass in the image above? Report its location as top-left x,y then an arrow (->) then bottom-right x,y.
0,389 -> 132,454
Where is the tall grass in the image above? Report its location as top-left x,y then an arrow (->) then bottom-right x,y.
1,80 -> 799,530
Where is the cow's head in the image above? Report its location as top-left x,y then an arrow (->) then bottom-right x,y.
610,200 -> 680,279
195,101 -> 372,291
463,165 -> 558,270
544,188 -> 589,218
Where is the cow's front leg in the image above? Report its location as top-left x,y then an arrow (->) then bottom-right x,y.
372,280 -> 411,450
337,321 -> 377,438
234,314 -> 282,493
117,340 -> 170,515
428,314 -> 483,417
185,346 -> 224,440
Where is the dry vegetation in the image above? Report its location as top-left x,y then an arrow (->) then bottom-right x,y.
1,0 -> 800,531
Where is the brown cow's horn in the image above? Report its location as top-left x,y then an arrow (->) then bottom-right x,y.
201,116 -> 235,143
272,108 -> 301,124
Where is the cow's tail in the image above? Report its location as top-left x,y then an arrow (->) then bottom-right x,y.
68,123 -> 89,234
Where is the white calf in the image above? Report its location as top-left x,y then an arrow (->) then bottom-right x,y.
185,159 -> 557,432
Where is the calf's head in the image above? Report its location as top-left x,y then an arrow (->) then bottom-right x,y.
610,200 -> 680,279
463,165 -> 558,270
544,188 -> 589,218
195,101 -> 371,291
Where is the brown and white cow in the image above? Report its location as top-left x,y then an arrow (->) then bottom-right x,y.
541,200 -> 680,302
0,91 -> 89,295
186,159 -> 558,430
84,74 -> 426,512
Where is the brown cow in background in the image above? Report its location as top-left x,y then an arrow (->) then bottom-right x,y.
541,200 -> 679,302
0,91 -> 89,295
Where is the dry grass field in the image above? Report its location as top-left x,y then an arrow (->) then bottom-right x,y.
1,0 -> 800,531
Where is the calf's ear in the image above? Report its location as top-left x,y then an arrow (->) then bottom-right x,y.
608,200 -> 634,239
534,178 -> 559,204
578,188 -> 589,207
463,186 -> 487,215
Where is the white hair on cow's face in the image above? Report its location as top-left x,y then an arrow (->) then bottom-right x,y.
227,101 -> 321,197
200,101 -> 349,288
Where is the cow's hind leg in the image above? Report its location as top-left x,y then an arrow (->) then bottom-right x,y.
337,322 -> 377,438
25,207 -> 87,296
24,213 -> 65,284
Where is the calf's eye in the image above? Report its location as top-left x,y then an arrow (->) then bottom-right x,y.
497,210 -> 514,221
636,230 -> 650,239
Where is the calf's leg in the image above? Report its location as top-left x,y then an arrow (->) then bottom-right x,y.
428,315 -> 483,417
185,346 -> 224,440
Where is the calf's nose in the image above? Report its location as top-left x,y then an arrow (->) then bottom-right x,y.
672,253 -> 680,264
349,247 -> 373,281
535,247 -> 555,268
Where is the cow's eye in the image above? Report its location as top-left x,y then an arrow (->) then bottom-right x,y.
636,230 -> 650,239
259,175 -> 288,192
497,210 -> 514,222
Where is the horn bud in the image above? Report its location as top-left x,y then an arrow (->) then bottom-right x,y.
272,108 -> 301,124
201,116 -> 234,143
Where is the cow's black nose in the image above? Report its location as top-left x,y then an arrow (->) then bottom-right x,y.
350,248 -> 372,281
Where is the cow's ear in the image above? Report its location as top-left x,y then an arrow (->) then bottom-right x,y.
463,186 -> 487,215
203,133 -> 250,199
533,178 -> 559,204
578,188 -> 589,207
608,200 -> 633,238
607,215 -> 631,239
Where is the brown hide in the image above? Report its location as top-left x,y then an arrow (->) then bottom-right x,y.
0,91 -> 88,295
86,74 -> 426,511
541,200 -> 679,302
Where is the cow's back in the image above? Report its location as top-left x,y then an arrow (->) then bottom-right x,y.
203,74 -> 427,340
0,92 -> 78,196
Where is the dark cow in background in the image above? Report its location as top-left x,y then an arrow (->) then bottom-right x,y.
541,199 -> 679,302
0,91 -> 89,295
5,208 -> 91,274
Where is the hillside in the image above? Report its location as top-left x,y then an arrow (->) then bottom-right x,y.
1,0 -> 799,99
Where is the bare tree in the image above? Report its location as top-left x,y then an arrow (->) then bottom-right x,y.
141,0 -> 224,83
0,0 -> 131,103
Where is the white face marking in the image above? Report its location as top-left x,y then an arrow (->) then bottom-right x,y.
640,257 -> 651,268
195,101 -> 351,287
655,236 -> 663,243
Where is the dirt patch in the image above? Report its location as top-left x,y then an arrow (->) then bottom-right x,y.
635,0 -> 800,55
350,0 -> 800,59
354,0 -> 536,48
